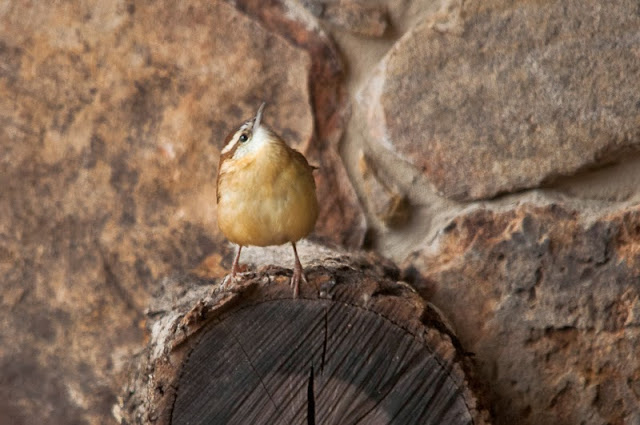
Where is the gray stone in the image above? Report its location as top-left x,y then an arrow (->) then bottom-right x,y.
363,0 -> 640,200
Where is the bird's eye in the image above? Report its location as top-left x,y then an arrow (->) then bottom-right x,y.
239,133 -> 249,143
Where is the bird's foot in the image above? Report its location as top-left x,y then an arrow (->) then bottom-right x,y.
220,272 -> 238,290
219,246 -> 244,293
291,264 -> 307,298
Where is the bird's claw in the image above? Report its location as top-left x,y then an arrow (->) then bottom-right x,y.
220,272 -> 240,292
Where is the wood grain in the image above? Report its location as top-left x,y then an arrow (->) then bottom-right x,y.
173,300 -> 470,424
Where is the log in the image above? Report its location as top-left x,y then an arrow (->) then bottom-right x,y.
117,246 -> 491,425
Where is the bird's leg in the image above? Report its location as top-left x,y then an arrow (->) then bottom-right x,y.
290,241 -> 307,298
222,245 -> 243,289
231,245 -> 243,280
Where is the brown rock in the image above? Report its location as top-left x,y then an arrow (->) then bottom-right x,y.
405,204 -> 640,424
363,0 -> 640,200
0,1 -> 360,424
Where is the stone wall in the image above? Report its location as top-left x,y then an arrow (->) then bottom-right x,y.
1,1 -> 638,424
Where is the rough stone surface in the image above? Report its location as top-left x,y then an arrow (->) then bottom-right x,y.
0,1 -> 357,424
358,151 -> 411,228
405,204 -> 640,425
363,0 -> 640,200
302,0 -> 389,37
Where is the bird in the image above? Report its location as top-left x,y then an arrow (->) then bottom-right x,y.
216,103 -> 318,297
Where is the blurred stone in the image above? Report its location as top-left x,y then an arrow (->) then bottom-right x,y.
405,204 -> 640,424
358,151 -> 411,228
301,0 -> 389,37
362,0 -> 640,200
0,1 -> 358,424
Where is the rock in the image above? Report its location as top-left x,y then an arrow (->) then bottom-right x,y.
405,204 -> 640,424
0,1 -> 359,424
362,0 -> 640,200
358,151 -> 411,228
301,0 -> 389,37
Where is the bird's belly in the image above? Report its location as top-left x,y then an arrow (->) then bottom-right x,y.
217,168 -> 317,247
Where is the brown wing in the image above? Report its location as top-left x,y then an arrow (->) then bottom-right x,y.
289,148 -> 317,174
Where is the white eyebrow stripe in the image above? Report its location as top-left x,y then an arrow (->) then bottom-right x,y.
221,135 -> 237,154
221,121 -> 252,154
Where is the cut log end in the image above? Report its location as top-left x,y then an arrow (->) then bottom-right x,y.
118,249 -> 491,425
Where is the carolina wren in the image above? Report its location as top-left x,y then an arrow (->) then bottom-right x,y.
216,103 -> 318,297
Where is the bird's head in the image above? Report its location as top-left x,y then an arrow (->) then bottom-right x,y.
219,102 -> 275,162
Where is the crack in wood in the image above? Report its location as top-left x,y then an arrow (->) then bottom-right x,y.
321,306 -> 328,375
307,365 -> 316,425
227,323 -> 282,419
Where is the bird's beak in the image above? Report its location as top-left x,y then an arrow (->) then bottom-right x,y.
254,102 -> 266,129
